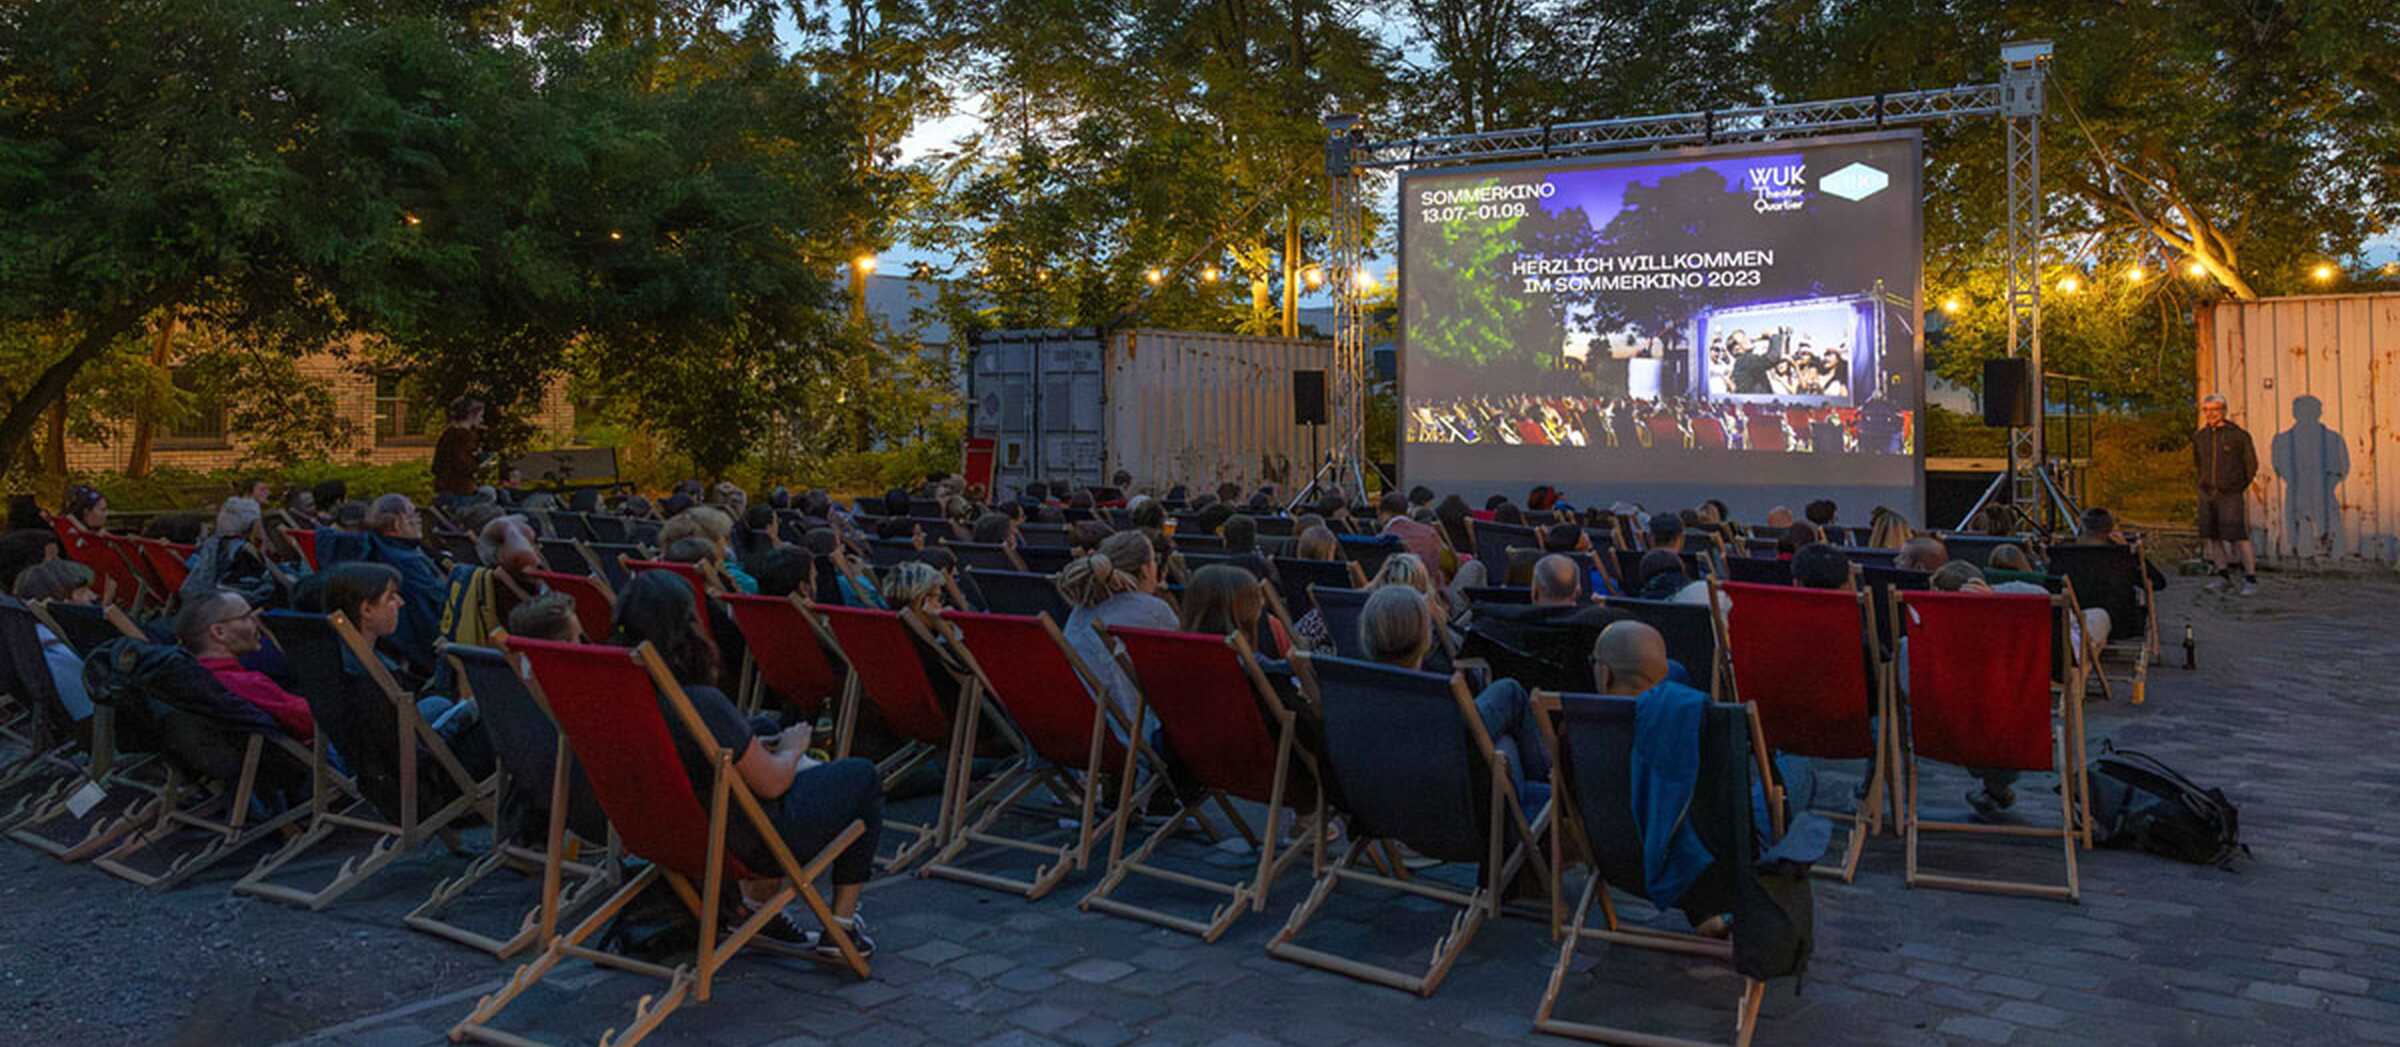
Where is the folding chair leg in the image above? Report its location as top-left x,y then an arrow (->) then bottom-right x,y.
1266,833 -> 1507,997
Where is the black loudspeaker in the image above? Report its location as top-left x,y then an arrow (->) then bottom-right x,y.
1982,357 -> 2034,427
1293,370 -> 1328,425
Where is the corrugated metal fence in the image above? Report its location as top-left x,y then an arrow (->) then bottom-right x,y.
2201,293 -> 2400,562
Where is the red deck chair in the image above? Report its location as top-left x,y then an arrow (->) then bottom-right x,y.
448,637 -> 867,1047
920,609 -> 1171,900
620,556 -> 718,641
102,533 -> 166,611
812,604 -> 1003,871
526,568 -> 616,642
1079,626 -> 1322,942
50,517 -> 146,612
720,593 -> 847,719
1724,581 -> 1890,881
1892,590 -> 2082,902
130,537 -> 196,599
280,527 -> 319,570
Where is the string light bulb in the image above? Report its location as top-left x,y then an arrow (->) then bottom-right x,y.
2312,262 -> 2337,282
1302,266 -> 1324,288
1940,297 -> 1963,315
1201,266 -> 1220,282
2186,260 -> 2207,278
402,213 -> 422,227
853,255 -> 877,275
2056,274 -> 2081,294
2124,265 -> 2145,283
1144,268 -> 1165,286
607,230 -> 623,242
1353,270 -> 1377,291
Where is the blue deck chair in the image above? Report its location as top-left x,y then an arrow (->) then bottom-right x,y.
1270,557 -> 1364,619
947,540 -> 1025,572
1272,652 -> 1552,996
966,568 -> 1073,622
1603,592 -> 1729,699
1530,692 -> 1791,1047
1724,555 -> 1793,586
1306,586 -> 1371,659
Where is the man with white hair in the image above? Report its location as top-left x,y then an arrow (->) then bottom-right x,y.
181,496 -> 277,605
2193,393 -> 2259,595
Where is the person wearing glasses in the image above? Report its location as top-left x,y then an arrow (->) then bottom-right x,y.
176,589 -> 315,743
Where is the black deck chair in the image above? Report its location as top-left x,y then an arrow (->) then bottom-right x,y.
548,512 -> 599,544
1306,586 -> 1372,660
866,537 -> 920,568
1602,592 -> 1729,699
1531,692 -> 1787,1046
1255,516 -> 1296,537
1017,544 -> 1074,574
1858,564 -> 1929,659
1178,550 -> 1270,580
1019,522 -> 1069,548
946,541 -> 1025,572
2045,542 -> 2161,703
0,598 -> 99,826
5,604 -> 173,858
1935,533 -> 2021,568
1459,616 -> 1602,694
235,611 -> 496,910
1840,546 -> 1900,568
1461,585 -> 1533,606
1269,557 -> 1364,619
1273,653 -> 1552,996
1338,534 -> 1403,579
583,542 -> 648,592
966,568 -> 1074,622
1725,555 -> 1793,586
1473,520 -> 1543,577
584,514 -> 630,544
38,600 -> 135,660
1174,533 -> 1227,555
406,641 -> 617,958
911,516 -> 962,543
537,538 -> 589,576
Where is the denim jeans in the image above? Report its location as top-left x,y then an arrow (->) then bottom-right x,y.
1473,678 -> 1551,810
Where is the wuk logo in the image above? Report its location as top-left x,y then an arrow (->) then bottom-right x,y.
1746,162 -> 1806,213
1818,162 -> 1890,202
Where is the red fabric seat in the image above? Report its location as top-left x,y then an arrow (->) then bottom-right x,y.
1900,590 -> 2054,773
510,636 -> 755,883
51,518 -> 141,608
132,537 -> 195,595
620,557 -> 715,641
526,569 -> 616,642
280,527 -> 319,570
721,593 -> 846,719
940,609 -> 1124,770
1724,582 -> 1877,759
1111,625 -> 1310,808
813,605 -> 953,746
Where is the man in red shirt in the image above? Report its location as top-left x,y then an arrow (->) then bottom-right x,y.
175,590 -> 314,742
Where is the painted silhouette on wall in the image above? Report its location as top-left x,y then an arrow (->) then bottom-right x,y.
2271,395 -> 2349,556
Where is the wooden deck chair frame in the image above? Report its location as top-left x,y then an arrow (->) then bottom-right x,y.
1266,652 -> 1552,996
813,605 -> 1017,873
2048,542 -> 2161,705
449,640 -> 868,1047
405,637 -> 622,958
234,612 -> 499,910
1080,628 -> 1323,944
7,601 -> 173,859
90,729 -> 335,891
1528,691 -> 1779,1047
918,610 -> 1173,900
1888,589 -> 2083,902
1720,583 -> 1893,882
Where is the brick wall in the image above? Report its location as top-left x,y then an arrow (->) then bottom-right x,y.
63,351 -> 576,474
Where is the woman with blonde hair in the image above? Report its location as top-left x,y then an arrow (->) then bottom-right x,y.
1057,530 -> 1178,726
1865,506 -> 1914,550
879,560 -> 947,615
1368,552 -> 1460,654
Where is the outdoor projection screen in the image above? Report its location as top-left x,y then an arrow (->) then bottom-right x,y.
1399,131 -> 1925,519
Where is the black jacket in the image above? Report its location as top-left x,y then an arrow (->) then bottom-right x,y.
2193,422 -> 2257,494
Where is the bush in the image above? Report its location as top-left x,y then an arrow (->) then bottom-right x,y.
79,462 -> 432,512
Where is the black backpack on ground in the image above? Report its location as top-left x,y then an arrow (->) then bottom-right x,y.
2086,741 -> 2247,868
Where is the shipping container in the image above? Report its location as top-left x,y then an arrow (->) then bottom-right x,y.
2200,293 -> 2400,562
969,328 -> 1339,497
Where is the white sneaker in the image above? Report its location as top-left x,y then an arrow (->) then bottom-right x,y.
2203,576 -> 2229,593
2238,580 -> 2257,597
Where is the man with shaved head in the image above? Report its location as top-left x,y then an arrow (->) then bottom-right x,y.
1472,554 -> 1625,630
1589,620 -> 1731,936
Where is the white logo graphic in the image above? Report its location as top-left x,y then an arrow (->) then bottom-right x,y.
1746,163 -> 1806,213
1819,162 -> 1889,202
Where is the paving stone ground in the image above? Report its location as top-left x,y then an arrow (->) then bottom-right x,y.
6,570 -> 2399,1046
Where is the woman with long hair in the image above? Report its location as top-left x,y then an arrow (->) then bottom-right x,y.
611,571 -> 886,957
1178,563 -> 1290,659
1056,530 -> 1178,728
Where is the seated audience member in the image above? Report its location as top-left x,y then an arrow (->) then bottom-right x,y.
1535,526 -> 1608,596
359,494 -> 450,674
1983,543 -> 2050,587
434,514 -> 543,647
1927,561 -> 1987,593
1776,522 -> 1821,560
1216,514 -> 1272,579
177,589 -> 313,741
611,570 -> 885,956
1377,492 -> 1445,574
1128,496 -> 1168,534
1069,520 -> 1115,557
1894,535 -> 1949,573
663,506 -> 757,594
60,484 -> 109,533
970,512 -> 1016,547
1293,525 -> 1339,563
1474,554 -> 1625,630
2069,507 -> 2170,590
15,560 -> 101,722
746,545 -> 816,601
1179,563 -> 1289,659
332,501 -> 371,531
1590,620 -> 1734,935
879,560 -> 948,616
1804,499 -> 1839,532
1368,552 -> 1462,660
741,505 -> 782,562
1916,559 -> 2065,819
507,589 -> 582,642
1359,586 -> 1547,809
1789,543 -> 1856,591
1866,506 -> 1914,550
1646,511 -> 1685,554
183,497 -> 279,607
1057,531 -> 1179,728
0,529 -> 61,591
324,563 -> 485,752
1435,495 -> 1476,556
1764,505 -> 1795,530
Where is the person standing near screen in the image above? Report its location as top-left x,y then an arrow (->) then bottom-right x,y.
432,397 -> 486,510
2192,393 -> 2258,595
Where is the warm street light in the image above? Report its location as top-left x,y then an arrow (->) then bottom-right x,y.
1940,297 -> 1962,315
2312,262 -> 2337,282
2186,260 -> 2207,278
2056,274 -> 2081,294
853,254 -> 877,274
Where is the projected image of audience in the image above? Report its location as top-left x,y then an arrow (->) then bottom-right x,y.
1405,392 -> 1914,456
1694,296 -> 1879,405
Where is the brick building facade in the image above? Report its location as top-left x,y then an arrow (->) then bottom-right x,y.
63,351 -> 576,474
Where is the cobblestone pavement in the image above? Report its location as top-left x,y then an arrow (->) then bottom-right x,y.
7,571 -> 2398,1046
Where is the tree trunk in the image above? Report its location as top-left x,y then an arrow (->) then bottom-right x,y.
42,400 -> 67,501
0,297 -> 158,489
1281,211 -> 1300,338
124,313 -> 180,479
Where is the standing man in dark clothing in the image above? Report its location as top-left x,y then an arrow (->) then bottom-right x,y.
2193,393 -> 2259,595
432,397 -> 485,510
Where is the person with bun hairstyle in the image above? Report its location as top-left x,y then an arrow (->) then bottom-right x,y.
1057,530 -> 1178,728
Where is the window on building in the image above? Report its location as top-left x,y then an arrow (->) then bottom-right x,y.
160,367 -> 229,447
374,374 -> 436,444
